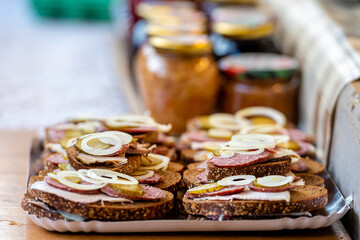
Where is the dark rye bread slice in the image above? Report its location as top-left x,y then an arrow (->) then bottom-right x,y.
22,194 -> 65,221
180,149 -> 200,163
153,170 -> 182,192
167,162 -> 184,173
206,158 -> 291,181
67,146 -> 141,175
26,176 -> 174,221
295,173 -> 325,187
302,158 -> 325,175
183,185 -> 328,216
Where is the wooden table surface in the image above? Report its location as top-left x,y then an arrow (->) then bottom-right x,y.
0,130 -> 351,240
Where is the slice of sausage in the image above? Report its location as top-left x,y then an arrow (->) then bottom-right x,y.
101,184 -> 165,201
47,153 -> 68,165
196,171 -> 211,184
208,151 -> 271,168
291,159 -> 308,172
248,182 -> 294,193
44,176 -> 101,195
137,173 -> 163,184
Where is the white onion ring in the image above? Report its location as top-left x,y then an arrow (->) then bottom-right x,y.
232,148 -> 265,155
272,135 -> 290,144
66,137 -> 78,148
87,169 -> 138,185
218,175 -> 256,186
106,115 -> 172,132
132,170 -> 155,180
77,169 -> 105,184
48,171 -> 106,190
239,124 -> 287,135
235,107 -> 286,126
221,134 -> 276,151
220,151 -> 234,158
81,134 -> 123,156
257,175 -> 294,187
208,113 -> 249,131
139,154 -> 170,171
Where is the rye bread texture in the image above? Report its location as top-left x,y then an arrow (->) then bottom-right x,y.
206,158 -> 291,181
295,173 -> 325,187
153,170 -> 182,192
67,146 -> 141,175
302,158 -> 325,175
26,176 -> 174,221
183,169 -> 204,189
22,194 -> 65,221
183,185 -> 328,216
167,162 -> 184,173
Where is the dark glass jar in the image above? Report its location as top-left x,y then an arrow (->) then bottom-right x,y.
219,53 -> 300,123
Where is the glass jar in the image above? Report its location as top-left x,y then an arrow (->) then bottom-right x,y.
219,53 -> 300,123
135,35 -> 220,134
210,6 -> 278,58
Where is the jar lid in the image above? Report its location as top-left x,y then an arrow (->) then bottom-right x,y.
207,0 -> 257,4
136,1 -> 196,20
219,53 -> 298,79
211,6 -> 274,39
149,35 -> 212,54
147,22 -> 207,37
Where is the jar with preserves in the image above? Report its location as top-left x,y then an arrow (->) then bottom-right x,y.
219,53 -> 299,123
210,6 -> 278,58
135,35 -> 220,134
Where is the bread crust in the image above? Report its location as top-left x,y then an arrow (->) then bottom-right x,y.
153,170 -> 182,193
21,194 -> 65,221
167,162 -> 184,173
206,158 -> 291,181
67,146 -> 141,174
27,177 -> 174,221
183,185 -> 328,216
295,173 -> 325,187
302,158 -> 325,175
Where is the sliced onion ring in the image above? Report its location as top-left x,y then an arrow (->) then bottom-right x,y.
132,170 -> 155,180
239,124 -> 287,135
87,169 -> 138,185
218,175 -> 256,186
235,107 -> 286,126
256,175 -> 294,187
208,113 -> 248,131
272,134 -> 290,145
139,154 -> 170,171
221,134 -> 276,152
77,169 -> 105,184
48,171 -> 106,190
81,134 -> 122,156
220,151 -> 234,158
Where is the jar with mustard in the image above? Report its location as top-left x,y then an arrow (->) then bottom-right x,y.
135,35 -> 220,134
219,53 -> 299,123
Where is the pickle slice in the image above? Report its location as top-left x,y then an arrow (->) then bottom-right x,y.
141,155 -> 162,166
75,138 -> 111,151
58,163 -> 69,171
65,176 -> 81,183
207,128 -> 232,139
277,140 -> 300,151
109,183 -> 144,196
196,116 -> 212,129
131,170 -> 149,176
188,182 -> 224,194
253,179 -> 290,188
251,117 -> 276,125
60,136 -> 76,149
65,129 -> 83,138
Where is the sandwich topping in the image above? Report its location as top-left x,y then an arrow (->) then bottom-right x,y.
105,115 -> 171,133
186,174 -> 298,202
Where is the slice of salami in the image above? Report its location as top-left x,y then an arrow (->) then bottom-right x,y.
186,185 -> 245,198
101,184 -> 165,201
287,129 -> 308,142
196,160 -> 208,169
121,126 -> 158,134
137,173 -> 163,184
48,129 -> 66,142
290,159 -> 308,172
295,141 -> 313,156
186,131 -> 225,143
209,151 -> 271,168
47,153 -> 68,165
248,182 -> 294,193
152,146 -> 169,156
44,176 -> 101,195
196,171 -> 212,184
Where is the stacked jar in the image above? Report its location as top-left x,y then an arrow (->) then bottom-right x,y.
134,1 -> 220,134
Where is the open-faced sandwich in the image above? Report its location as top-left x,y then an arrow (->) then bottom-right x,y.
22,168 -> 174,221
182,174 -> 328,219
180,107 -> 323,175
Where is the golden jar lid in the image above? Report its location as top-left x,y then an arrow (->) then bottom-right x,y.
136,1 -> 196,20
207,0 -> 257,4
147,22 -> 207,37
149,35 -> 212,54
211,6 -> 275,39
